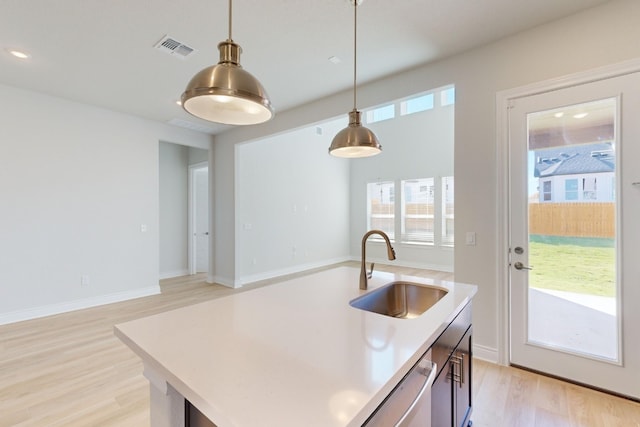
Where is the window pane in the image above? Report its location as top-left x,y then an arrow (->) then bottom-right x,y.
365,104 -> 395,123
401,94 -> 434,115
526,98 -> 618,361
542,180 -> 552,201
441,87 -> 455,106
583,177 -> 597,200
565,179 -> 578,201
367,181 -> 395,239
442,176 -> 454,246
401,178 -> 434,243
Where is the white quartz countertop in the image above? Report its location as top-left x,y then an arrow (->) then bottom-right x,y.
114,266 -> 477,427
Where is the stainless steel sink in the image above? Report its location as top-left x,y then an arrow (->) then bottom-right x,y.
350,281 -> 448,319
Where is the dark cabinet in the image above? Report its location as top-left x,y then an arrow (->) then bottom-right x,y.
186,401 -> 216,427
452,327 -> 472,427
431,302 -> 472,427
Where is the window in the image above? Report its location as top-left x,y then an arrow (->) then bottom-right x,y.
583,177 -> 597,200
565,179 -> 578,201
367,181 -> 395,240
367,177 -> 453,247
365,104 -> 395,123
542,180 -> 552,201
442,176 -> 454,246
441,87 -> 455,106
401,178 -> 434,244
400,93 -> 434,115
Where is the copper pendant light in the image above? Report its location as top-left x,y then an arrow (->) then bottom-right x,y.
181,0 -> 274,125
329,0 -> 381,158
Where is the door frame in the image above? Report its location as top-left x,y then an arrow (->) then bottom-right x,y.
495,58 -> 640,365
188,161 -> 209,275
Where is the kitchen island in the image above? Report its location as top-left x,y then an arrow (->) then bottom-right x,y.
114,266 -> 476,427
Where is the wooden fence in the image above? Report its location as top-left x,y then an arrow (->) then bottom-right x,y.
529,202 -> 615,238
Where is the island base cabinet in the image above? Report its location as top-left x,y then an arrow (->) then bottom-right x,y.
453,327 -> 472,427
432,367 -> 454,427
186,401 -> 217,426
431,303 -> 473,427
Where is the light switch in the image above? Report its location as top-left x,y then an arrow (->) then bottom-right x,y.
465,232 -> 476,246
141,224 -> 148,233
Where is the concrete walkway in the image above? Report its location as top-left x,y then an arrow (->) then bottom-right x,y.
528,288 -> 618,361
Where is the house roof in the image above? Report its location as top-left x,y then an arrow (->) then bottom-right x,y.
534,143 -> 615,177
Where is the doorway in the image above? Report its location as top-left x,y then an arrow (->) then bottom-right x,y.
502,67 -> 640,399
189,163 -> 209,274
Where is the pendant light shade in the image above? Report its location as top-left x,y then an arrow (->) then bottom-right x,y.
181,0 -> 273,125
329,110 -> 381,157
329,0 -> 381,158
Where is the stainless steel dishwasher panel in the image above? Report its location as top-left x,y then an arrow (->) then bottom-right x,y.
364,352 -> 436,427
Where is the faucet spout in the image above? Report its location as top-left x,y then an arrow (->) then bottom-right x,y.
360,229 -> 396,290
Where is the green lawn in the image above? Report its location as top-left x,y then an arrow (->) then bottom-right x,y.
528,236 -> 616,297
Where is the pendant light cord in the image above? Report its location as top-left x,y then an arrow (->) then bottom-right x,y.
228,0 -> 233,41
353,0 -> 357,111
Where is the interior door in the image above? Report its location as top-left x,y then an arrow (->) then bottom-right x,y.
508,72 -> 640,399
194,167 -> 209,273
189,165 -> 209,274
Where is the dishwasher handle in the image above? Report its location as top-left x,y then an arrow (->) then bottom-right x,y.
395,359 -> 436,427
364,357 -> 436,427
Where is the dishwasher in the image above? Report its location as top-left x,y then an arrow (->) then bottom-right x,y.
364,351 -> 436,427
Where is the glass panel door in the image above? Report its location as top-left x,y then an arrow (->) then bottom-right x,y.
526,98 -> 618,362
508,71 -> 640,399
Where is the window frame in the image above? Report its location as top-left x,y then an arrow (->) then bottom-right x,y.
441,176 -> 455,247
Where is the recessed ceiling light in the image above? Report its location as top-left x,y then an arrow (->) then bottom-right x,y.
554,112 -> 564,118
6,49 -> 31,59
573,113 -> 589,119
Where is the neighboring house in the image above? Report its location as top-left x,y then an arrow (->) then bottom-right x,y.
534,142 -> 615,203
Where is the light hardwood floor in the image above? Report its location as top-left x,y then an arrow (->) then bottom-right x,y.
1,263 -> 638,426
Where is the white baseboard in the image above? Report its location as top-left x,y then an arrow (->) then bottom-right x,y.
159,269 -> 190,280
208,274 -> 236,288
236,257 -> 351,287
0,285 -> 161,326
348,255 -> 453,273
473,344 -> 500,363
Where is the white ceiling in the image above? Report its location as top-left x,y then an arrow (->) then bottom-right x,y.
0,0 -> 611,135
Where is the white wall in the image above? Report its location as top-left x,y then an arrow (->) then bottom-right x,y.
0,84 -> 211,323
159,142 -> 189,278
210,0 -> 640,359
349,95 -> 454,271
189,147 -> 209,165
235,122 -> 350,285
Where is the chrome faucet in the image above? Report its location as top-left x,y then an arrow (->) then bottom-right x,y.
360,230 -> 396,290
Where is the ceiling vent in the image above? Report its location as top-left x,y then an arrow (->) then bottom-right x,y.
154,35 -> 196,59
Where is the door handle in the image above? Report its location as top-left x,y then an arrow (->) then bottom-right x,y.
451,353 -> 464,388
514,261 -> 533,270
